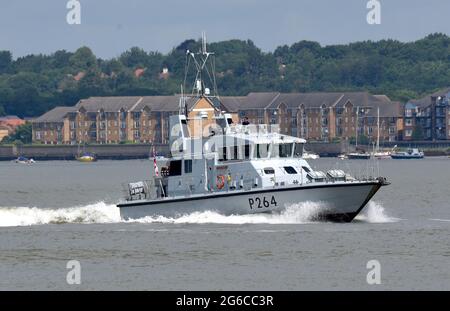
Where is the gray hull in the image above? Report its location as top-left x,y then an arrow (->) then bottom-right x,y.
118,181 -> 382,223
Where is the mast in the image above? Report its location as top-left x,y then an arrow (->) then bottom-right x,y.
355,106 -> 359,148
376,106 -> 380,152
184,31 -> 217,98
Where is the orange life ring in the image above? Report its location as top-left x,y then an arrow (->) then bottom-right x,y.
216,175 -> 225,189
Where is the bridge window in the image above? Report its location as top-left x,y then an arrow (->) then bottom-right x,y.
256,144 -> 269,158
169,160 -> 182,176
293,143 -> 304,157
302,166 -> 311,173
184,160 -> 192,174
284,166 -> 297,174
264,167 -> 275,174
232,146 -> 239,160
220,147 -> 227,161
244,144 -> 250,159
275,143 -> 293,158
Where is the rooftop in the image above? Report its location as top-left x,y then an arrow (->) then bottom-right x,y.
33,106 -> 76,123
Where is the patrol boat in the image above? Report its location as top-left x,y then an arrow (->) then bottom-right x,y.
117,34 -> 390,222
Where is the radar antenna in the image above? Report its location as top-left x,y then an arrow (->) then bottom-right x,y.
183,31 -> 219,98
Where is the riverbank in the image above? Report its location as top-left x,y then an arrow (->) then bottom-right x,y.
0,144 -> 169,161
1,141 -> 448,161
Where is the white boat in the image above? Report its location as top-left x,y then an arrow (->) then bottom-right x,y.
117,36 -> 390,223
302,150 -> 320,159
372,151 -> 391,159
391,148 -> 424,159
15,156 -> 35,164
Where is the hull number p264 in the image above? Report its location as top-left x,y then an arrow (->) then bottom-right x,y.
248,196 -> 277,209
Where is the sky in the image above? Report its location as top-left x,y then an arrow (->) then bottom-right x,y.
0,0 -> 449,59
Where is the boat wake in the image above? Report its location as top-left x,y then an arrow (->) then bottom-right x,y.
0,201 -> 396,227
0,202 -> 121,227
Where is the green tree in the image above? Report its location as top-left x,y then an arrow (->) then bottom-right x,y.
69,47 -> 98,71
0,51 -> 12,73
1,122 -> 32,144
119,47 -> 149,68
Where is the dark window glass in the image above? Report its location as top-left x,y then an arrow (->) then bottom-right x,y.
244,145 -> 250,159
284,166 -> 297,174
257,144 -> 269,158
264,168 -> 275,174
169,160 -> 182,176
294,143 -> 304,157
277,143 -> 293,157
233,146 -> 238,160
221,147 -> 227,161
184,160 -> 192,174
302,166 -> 311,173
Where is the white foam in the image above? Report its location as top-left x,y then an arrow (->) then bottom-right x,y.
355,201 -> 398,223
130,201 -> 324,225
0,200 -> 396,227
0,201 -> 324,227
0,202 -> 121,227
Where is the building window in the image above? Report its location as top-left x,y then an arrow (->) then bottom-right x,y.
405,129 -> 412,137
405,119 -> 413,126
35,131 -> 41,139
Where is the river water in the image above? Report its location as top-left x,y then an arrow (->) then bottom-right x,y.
0,158 -> 449,290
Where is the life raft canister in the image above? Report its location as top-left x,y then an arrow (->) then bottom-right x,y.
216,175 -> 225,189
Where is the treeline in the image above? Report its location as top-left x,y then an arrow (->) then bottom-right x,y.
0,33 -> 449,118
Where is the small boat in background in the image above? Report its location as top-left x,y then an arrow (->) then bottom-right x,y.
302,150 -> 320,159
391,148 -> 424,159
76,152 -> 96,162
76,143 -> 97,162
347,152 -> 371,160
337,154 -> 348,160
372,150 -> 391,159
15,156 -> 35,164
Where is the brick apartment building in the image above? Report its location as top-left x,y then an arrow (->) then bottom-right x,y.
32,91 -> 404,145
404,88 -> 450,141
